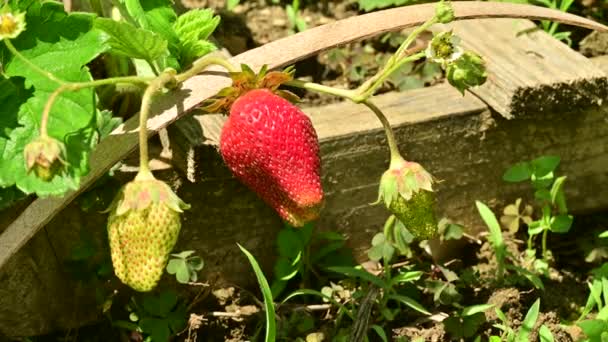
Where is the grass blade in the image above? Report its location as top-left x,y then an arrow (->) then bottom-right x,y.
238,244 -> 276,342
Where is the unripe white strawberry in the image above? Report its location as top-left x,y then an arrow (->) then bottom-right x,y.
107,177 -> 189,292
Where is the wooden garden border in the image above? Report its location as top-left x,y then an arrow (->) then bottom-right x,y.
0,2 -> 606,270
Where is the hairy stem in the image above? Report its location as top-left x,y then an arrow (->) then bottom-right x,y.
39,75 -> 154,137
541,228 -> 548,261
4,39 -> 66,85
356,52 -> 426,101
175,55 -> 238,83
285,79 -> 356,100
356,16 -> 437,101
136,71 -> 176,179
362,100 -> 403,164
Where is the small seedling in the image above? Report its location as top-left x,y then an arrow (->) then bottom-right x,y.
114,290 -> 187,342
166,250 -> 204,284
503,156 -> 572,268
286,0 -> 307,33
443,303 -> 494,340
491,298 -> 553,342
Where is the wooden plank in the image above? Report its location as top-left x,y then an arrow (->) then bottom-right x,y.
165,82 -> 608,284
591,55 -> 608,75
1,2 -> 607,271
438,19 -> 608,118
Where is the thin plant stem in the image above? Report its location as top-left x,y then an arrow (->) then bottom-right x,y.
356,16 -> 437,100
39,75 -> 154,136
135,71 -> 176,179
542,228 -> 548,261
146,59 -> 161,76
4,39 -> 66,85
362,100 -> 403,164
356,52 -> 425,101
175,55 -> 238,83
285,79 -> 356,100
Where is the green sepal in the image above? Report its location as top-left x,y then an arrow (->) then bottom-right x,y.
110,178 -> 190,217
446,51 -> 487,94
201,64 -> 298,113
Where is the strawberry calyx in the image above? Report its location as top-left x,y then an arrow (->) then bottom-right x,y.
375,157 -> 438,240
202,64 -> 299,113
108,178 -> 190,217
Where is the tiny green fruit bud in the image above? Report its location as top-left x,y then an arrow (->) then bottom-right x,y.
23,135 -> 67,181
376,158 -> 437,240
435,1 -> 455,24
425,31 -> 463,67
446,51 -> 487,94
107,178 -> 190,292
0,11 -> 26,40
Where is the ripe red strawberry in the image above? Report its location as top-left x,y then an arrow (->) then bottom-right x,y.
219,88 -> 323,226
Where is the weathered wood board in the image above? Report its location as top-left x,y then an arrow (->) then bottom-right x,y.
436,19 -> 608,119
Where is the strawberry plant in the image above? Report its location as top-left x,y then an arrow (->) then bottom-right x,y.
3,0 -> 607,340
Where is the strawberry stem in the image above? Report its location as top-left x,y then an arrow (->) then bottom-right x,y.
38,75 -> 154,138
136,70 -> 177,178
285,79 -> 357,99
4,39 -> 66,85
362,99 -> 404,166
175,55 -> 238,83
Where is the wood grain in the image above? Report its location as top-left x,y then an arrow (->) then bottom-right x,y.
1,2 -> 606,270
439,19 -> 608,118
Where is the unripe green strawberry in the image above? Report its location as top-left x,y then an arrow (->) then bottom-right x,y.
23,135 -> 67,181
377,158 -> 437,240
107,177 -> 189,292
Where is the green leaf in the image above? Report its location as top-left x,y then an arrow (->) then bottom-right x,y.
531,155 -> 560,177
173,8 -> 219,66
274,257 -> 299,281
326,266 -> 387,288
123,0 -> 180,70
0,185 -> 27,211
463,313 -> 486,338
462,303 -> 495,316
95,18 -> 168,61
357,0 -> 418,11
277,227 -> 304,259
96,109 -> 122,140
171,250 -> 195,259
387,294 -> 431,315
166,259 -> 184,275
139,318 -> 170,342
390,271 -> 423,286
0,76 -> 33,139
475,201 -> 504,249
187,256 -> 204,271
368,233 -> 395,262
517,298 -> 540,342
175,264 -> 191,283
495,308 -> 508,323
166,304 -> 187,333
550,176 -> 568,213
578,319 -> 608,340
550,214 -> 573,233
371,325 -> 388,342
506,265 -> 544,289
238,244 -> 276,342
142,291 -> 178,317
503,162 -> 532,182
0,2 -> 108,196
444,223 -> 464,240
